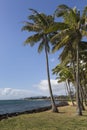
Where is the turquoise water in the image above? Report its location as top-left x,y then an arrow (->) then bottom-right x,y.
0,100 -> 59,114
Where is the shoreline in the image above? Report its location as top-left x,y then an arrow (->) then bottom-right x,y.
0,101 -> 68,121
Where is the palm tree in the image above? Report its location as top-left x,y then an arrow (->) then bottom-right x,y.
22,9 -> 58,112
47,4 -> 87,115
52,64 -> 75,106
79,42 -> 87,106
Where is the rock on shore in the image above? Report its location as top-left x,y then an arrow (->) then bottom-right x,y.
0,101 -> 69,121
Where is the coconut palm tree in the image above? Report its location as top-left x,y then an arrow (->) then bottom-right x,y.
52,64 -> 75,106
47,4 -> 87,115
22,9 -> 58,112
79,43 -> 87,106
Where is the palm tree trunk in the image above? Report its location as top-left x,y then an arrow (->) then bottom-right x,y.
79,84 -> 85,111
76,42 -> 82,115
81,71 -> 87,106
44,37 -> 58,112
66,80 -> 75,106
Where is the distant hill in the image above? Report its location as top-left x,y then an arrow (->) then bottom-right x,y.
24,95 -> 70,100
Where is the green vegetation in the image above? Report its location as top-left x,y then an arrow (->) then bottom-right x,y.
0,106 -> 87,130
22,4 -> 87,115
51,4 -> 87,115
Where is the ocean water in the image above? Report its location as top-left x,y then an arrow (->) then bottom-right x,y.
0,100 -> 59,114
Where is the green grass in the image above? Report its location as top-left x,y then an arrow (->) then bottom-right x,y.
0,106 -> 87,130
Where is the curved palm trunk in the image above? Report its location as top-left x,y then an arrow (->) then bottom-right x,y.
79,84 -> 85,111
66,80 -> 75,106
76,42 -> 82,115
44,39 -> 58,112
81,71 -> 87,106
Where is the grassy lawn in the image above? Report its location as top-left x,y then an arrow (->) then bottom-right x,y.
0,105 -> 87,130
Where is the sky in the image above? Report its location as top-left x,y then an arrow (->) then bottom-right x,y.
0,0 -> 87,99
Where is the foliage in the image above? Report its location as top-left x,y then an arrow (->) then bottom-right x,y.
52,64 -> 74,83
50,4 -> 87,115
22,9 -> 55,53
22,4 -> 87,115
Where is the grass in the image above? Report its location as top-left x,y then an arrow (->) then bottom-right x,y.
0,105 -> 87,130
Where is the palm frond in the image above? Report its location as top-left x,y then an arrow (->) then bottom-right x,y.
45,22 -> 69,33
52,35 -> 70,52
65,13 -> 78,28
82,6 -> 87,18
81,30 -> 87,37
61,56 -> 71,66
52,64 -> 63,75
54,4 -> 71,17
52,28 -> 80,54
24,33 -> 43,46
22,22 -> 41,32
29,9 -> 49,26
58,78 -> 65,83
59,45 -> 73,63
55,4 -> 79,29
51,28 -> 70,42
38,40 -> 45,53
53,63 -> 74,83
58,4 -> 71,10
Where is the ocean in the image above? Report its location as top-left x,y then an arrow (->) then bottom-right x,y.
0,99 -> 59,115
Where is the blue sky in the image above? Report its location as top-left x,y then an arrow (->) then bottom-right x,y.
0,0 -> 87,99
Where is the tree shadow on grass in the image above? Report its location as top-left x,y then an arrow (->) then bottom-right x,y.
59,112 -> 66,114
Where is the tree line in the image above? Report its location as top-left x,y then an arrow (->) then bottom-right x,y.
22,4 -> 87,116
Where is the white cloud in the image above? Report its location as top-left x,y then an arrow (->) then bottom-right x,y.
0,79 -> 66,100
35,79 -> 66,96
0,88 -> 39,100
